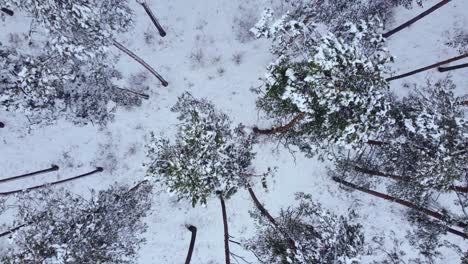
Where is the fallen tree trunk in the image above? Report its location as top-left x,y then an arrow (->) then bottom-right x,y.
113,40 -> 168,87
383,0 -> 451,38
332,177 -> 467,234
0,165 -> 59,184
185,225 -> 197,264
386,53 -> 468,81
0,167 -> 103,196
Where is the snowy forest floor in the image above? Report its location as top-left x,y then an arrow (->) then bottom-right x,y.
1,0 -> 467,263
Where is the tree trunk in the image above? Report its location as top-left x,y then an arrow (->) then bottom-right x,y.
457,101 -> 468,107
0,7 -> 14,16
0,165 -> 59,184
112,40 -> 169,87
366,140 -> 387,146
115,87 -> 149,99
0,167 -> 103,196
253,112 -> 305,135
332,177 -> 468,232
127,180 -> 149,193
438,62 -> 468,72
185,225 -> 197,264
0,223 -> 27,238
220,196 -> 231,264
140,2 -> 166,37
383,0 -> 451,38
386,53 -> 468,81
247,187 -> 297,250
0,121 -> 4,128
353,165 -> 468,193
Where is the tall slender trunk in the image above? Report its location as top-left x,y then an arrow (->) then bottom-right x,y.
0,121 -> 4,128
353,165 -> 468,193
185,225 -> 197,264
112,40 -> 169,87
139,2 -> 166,37
383,0 -> 451,38
220,196 -> 231,264
1,7 -> 14,16
332,177 -> 468,232
386,53 -> 468,81
128,180 -> 149,193
247,187 -> 297,250
438,62 -> 468,72
0,165 -> 59,184
253,112 -> 305,135
0,223 -> 27,238
0,167 -> 103,196
457,101 -> 468,107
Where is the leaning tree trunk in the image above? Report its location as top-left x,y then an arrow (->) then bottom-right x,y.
383,0 -> 452,38
353,165 -> 468,193
112,40 -> 169,87
0,167 -> 103,196
332,177 -> 468,235
1,7 -> 14,16
0,121 -> 4,128
114,87 -> 150,99
253,112 -> 305,135
220,196 -> 231,264
0,165 -> 59,184
0,223 -> 27,238
139,1 -> 166,37
247,187 -> 297,250
438,62 -> 468,72
386,53 -> 468,81
185,225 -> 197,264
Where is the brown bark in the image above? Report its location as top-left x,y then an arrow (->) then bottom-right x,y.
247,187 -> 297,250
457,101 -> 468,106
0,165 -> 59,184
185,225 -> 197,264
332,177 -> 468,233
0,167 -> 103,196
383,0 -> 452,38
253,112 -> 305,135
386,53 -> 468,81
353,165 -> 468,193
113,40 -> 169,87
140,2 -> 166,37
220,197 -> 231,264
438,62 -> 468,72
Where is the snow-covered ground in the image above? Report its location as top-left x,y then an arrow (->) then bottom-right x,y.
1,0 -> 467,263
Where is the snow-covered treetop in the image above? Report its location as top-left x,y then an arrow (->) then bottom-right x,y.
145,92 -> 270,206
5,0 -> 133,60
0,43 -> 142,126
1,184 -> 152,264
383,78 -> 467,193
254,18 -> 393,157
247,193 -> 366,264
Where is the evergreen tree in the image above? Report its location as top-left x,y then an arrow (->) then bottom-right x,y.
5,0 -> 133,61
1,183 -> 152,264
0,43 -> 142,125
246,193 -> 366,264
252,19 -> 393,157
334,78 -> 467,201
145,92 -> 272,206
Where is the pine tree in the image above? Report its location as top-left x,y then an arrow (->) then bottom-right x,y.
145,92 -> 272,206
1,183 -> 152,264
5,0 -> 133,61
252,19 -> 393,157
0,44 -> 142,126
246,193 -> 366,264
